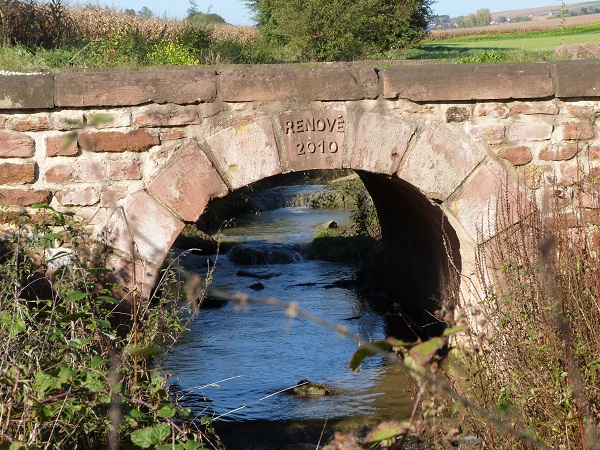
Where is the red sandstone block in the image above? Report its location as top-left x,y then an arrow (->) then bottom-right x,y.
560,121 -> 595,141
133,105 -> 200,127
0,131 -> 35,158
46,135 -> 78,157
510,101 -> 559,115
539,143 -> 581,161
474,103 -> 510,119
465,123 -> 506,145
148,140 -> 228,222
566,105 -> 594,117
399,122 -> 485,201
0,162 -> 35,184
508,121 -> 553,141
589,145 -> 600,159
554,60 -> 600,98
0,188 -> 50,206
108,159 -> 142,181
351,112 -> 415,175
220,67 -> 378,102
55,70 -> 217,107
50,111 -> 85,131
0,74 -> 54,109
107,190 -> 185,266
55,187 -> 99,206
45,161 -> 104,183
106,255 -> 158,301
85,110 -> 131,128
160,130 -> 187,141
382,63 -> 553,101
79,130 -> 159,152
497,146 -> 532,166
5,114 -> 50,132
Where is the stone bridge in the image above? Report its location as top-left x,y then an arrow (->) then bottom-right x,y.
1,61 -> 599,323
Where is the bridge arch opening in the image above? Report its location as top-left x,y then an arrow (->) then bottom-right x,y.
176,168 -> 461,341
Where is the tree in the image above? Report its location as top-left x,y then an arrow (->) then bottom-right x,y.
138,6 -> 153,18
245,0 -> 433,61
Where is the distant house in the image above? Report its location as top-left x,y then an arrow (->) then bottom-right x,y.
490,18 -> 499,25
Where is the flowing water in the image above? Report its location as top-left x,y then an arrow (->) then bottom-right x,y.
162,185 -> 416,447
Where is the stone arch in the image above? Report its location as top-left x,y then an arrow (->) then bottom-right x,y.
103,107 -> 523,320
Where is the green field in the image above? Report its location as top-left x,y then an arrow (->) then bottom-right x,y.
402,23 -> 600,62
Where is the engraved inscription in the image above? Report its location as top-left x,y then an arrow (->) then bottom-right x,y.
279,111 -> 345,171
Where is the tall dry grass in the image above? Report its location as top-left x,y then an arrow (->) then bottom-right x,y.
454,161 -> 600,448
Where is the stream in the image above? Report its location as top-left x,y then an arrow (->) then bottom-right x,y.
162,184 -> 417,448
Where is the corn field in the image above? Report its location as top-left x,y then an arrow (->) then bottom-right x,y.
0,0 -> 259,48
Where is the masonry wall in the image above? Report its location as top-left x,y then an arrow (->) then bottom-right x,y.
1,61 -> 599,298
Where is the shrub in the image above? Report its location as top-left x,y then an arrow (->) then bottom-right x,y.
0,205 -> 219,448
146,41 -> 199,66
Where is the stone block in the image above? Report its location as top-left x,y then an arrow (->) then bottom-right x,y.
4,114 -> 50,131
510,101 -> 559,115
55,70 -> 217,107
399,123 -> 485,201
0,188 -> 50,206
50,111 -> 85,130
206,116 -> 282,189
558,121 -> 595,141
79,130 -> 159,152
46,134 -> 79,157
148,139 -> 228,222
220,67 -> 378,102
107,190 -> 185,267
465,123 -> 506,145
350,112 -> 416,175
85,110 -> 131,128
539,143 -> 581,161
45,161 -> 104,183
160,130 -> 187,141
278,110 -> 346,171
497,145 -> 532,166
474,103 -> 510,119
133,104 -> 200,127
0,132 -> 35,158
108,159 -> 142,181
382,63 -> 553,101
55,187 -> 100,206
445,106 -> 470,123
449,162 -> 524,242
0,73 -> 54,109
508,120 -> 553,141
0,162 -> 35,184
554,60 -> 600,98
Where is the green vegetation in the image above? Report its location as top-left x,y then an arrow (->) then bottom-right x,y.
245,0 -> 433,61
0,205 -> 220,449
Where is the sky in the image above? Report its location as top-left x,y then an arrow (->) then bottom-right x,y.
76,1 -> 570,26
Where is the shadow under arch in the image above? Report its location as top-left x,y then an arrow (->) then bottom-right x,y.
357,171 -> 461,340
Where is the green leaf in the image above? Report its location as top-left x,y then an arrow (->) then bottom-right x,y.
96,295 -> 120,304
83,371 -> 106,392
350,340 -> 394,371
31,203 -> 51,210
66,291 -> 87,301
60,312 -> 89,323
157,404 -> 176,418
184,441 -> 204,450
363,421 -> 410,444
125,344 -> 162,356
129,409 -> 147,419
91,355 -> 107,369
407,337 -> 445,370
70,338 -> 93,348
130,423 -> 171,448
442,325 -> 466,337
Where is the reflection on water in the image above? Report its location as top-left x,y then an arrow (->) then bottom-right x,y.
162,189 -> 416,428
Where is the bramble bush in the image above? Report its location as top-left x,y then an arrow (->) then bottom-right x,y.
0,205 -> 221,449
